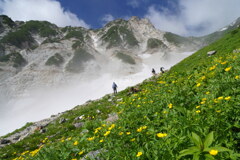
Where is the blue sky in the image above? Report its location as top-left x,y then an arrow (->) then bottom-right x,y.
1,0 -> 240,36
57,0 -> 177,28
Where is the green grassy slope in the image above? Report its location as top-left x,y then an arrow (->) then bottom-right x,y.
1,28 -> 240,160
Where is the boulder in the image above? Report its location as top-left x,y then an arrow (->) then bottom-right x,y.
233,48 -> 240,53
74,122 -> 84,128
59,118 -> 67,124
0,139 -> 11,144
207,50 -> 217,56
81,149 -> 105,160
13,135 -> 21,141
106,113 -> 119,123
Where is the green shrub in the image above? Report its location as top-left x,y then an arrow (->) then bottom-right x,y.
101,25 -> 138,48
66,48 -> 94,73
0,15 -> 15,27
45,53 -> 64,66
147,38 -> 167,49
116,52 -> 136,64
64,29 -> 84,41
42,38 -> 60,44
0,29 -> 34,48
0,52 -> 27,67
72,40 -> 83,49
21,21 -> 57,37
0,44 -> 5,56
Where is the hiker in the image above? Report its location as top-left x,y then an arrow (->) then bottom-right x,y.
152,68 -> 156,75
127,87 -> 141,96
160,67 -> 165,74
112,82 -> 118,95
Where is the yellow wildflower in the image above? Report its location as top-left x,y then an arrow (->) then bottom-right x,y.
200,101 -> 205,104
99,139 -> 104,143
214,99 -> 219,103
205,91 -> 210,95
102,124 -> 106,127
137,105 -> 141,108
21,151 -> 29,155
136,152 -> 143,157
225,66 -> 232,72
158,81 -> 166,84
209,65 -> 216,71
163,110 -> 167,114
209,149 -> 218,156
119,132 -> 124,135
157,133 -> 167,138
196,83 -> 201,87
221,61 -> 227,65
67,137 -> 72,141
87,137 -> 95,141
216,110 -> 221,113
130,138 -> 136,142
196,110 -> 201,113
71,159 -> 77,160
225,96 -> 231,100
202,98 -> 207,101
126,132 -> 131,135
137,127 -> 143,132
78,151 -> 84,155
235,75 -> 239,79
196,106 -> 200,109
73,141 -> 78,146
61,139 -> 65,142
142,126 -> 147,130
201,76 -> 206,80
104,131 -> 111,136
108,124 -> 115,130
218,96 -> 223,100
168,103 -> 173,109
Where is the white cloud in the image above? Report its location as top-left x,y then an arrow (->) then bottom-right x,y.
0,0 -> 89,28
101,14 -> 114,25
145,0 -> 240,36
127,0 -> 140,8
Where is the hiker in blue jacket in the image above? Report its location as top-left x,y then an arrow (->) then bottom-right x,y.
112,82 -> 118,94
160,67 -> 165,73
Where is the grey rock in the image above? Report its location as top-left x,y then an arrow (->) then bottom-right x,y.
207,50 -> 217,56
74,115 -> 85,121
74,122 -> 84,128
59,118 -> 67,124
81,149 -> 104,160
40,128 -> 47,133
0,139 -> 11,144
233,48 -> 240,53
106,113 -> 119,123
13,135 -> 20,141
117,98 -> 123,102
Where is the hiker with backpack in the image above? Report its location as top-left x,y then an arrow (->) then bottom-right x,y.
112,82 -> 118,95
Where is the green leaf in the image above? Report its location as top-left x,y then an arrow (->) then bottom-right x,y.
193,152 -> 200,160
204,146 -> 231,152
204,154 -> 215,160
204,131 -> 214,148
179,146 -> 199,158
212,146 -> 231,152
191,132 -> 203,148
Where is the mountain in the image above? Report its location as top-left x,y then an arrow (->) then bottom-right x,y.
0,15 -> 202,102
1,21 -> 240,160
